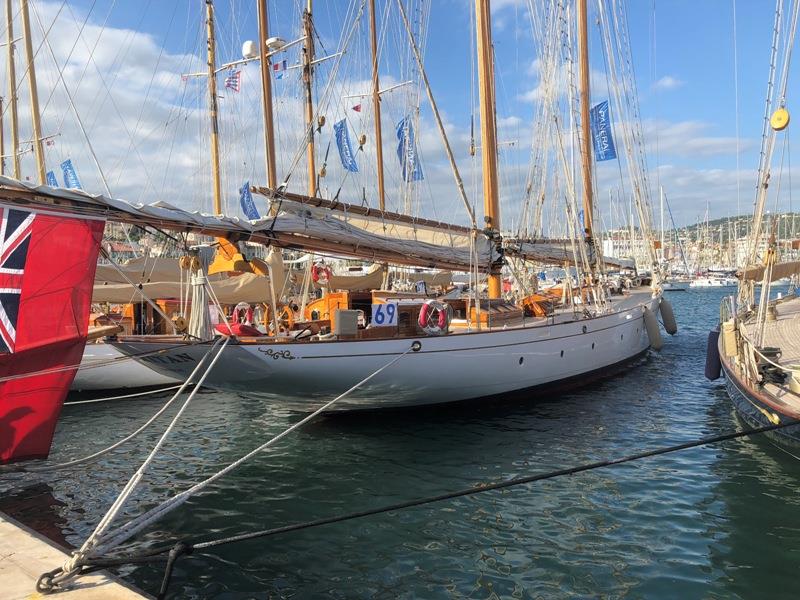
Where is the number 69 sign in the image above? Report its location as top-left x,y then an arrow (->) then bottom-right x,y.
371,302 -> 398,327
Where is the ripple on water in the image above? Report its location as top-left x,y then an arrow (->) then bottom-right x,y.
2,290 -> 800,598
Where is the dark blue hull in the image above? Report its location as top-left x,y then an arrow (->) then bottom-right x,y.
721,356 -> 800,451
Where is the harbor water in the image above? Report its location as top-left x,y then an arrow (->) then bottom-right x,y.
2,289 -> 800,598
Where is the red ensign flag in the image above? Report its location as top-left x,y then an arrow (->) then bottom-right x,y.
0,205 -> 104,463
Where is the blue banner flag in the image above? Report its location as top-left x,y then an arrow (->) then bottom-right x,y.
60,158 -> 82,189
239,180 -> 260,220
46,170 -> 58,187
396,116 -> 424,182
589,101 -> 617,162
333,119 -> 358,173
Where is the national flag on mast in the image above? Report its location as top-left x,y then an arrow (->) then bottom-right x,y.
224,70 -> 241,92
0,205 -> 105,463
352,104 -> 362,112
272,59 -> 287,79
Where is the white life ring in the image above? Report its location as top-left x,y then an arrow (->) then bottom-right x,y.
418,300 -> 450,335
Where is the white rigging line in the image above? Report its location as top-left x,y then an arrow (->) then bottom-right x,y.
30,1 -> 111,196
733,0 -> 741,221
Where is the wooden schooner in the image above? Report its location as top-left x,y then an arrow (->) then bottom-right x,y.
712,0 -> 800,453
0,0 -> 677,462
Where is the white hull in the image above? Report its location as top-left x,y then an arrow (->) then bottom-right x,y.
71,344 -> 181,392
111,293 -> 662,410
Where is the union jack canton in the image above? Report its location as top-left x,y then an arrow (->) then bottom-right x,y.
0,207 -> 34,353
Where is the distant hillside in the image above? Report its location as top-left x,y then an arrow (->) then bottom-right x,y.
675,213 -> 800,243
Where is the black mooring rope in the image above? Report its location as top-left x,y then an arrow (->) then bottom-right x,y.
69,417 -> 798,599
36,419 -> 800,600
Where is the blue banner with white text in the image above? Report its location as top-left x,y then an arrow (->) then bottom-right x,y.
396,116 -> 424,182
589,101 -> 617,162
239,180 -> 260,220
46,170 -> 58,187
334,119 -> 358,173
60,159 -> 82,189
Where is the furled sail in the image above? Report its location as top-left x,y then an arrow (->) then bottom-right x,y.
504,238 -> 635,269
0,178 -> 491,272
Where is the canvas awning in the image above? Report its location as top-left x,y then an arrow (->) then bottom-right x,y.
738,260 -> 800,283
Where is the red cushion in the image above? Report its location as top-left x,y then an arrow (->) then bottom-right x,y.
215,323 -> 262,337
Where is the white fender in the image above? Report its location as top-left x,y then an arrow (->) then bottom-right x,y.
644,306 -> 663,351
659,297 -> 678,335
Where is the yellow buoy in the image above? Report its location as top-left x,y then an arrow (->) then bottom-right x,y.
770,107 -> 790,131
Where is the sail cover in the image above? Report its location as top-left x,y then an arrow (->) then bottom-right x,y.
505,238 -> 636,269
0,177 -> 491,272
0,203 -> 104,463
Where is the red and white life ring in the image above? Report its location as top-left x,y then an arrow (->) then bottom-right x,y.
418,300 -> 450,335
231,302 -> 254,325
312,263 -> 332,285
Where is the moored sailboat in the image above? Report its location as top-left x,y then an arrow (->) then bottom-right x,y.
712,0 -> 800,453
77,0 -> 673,409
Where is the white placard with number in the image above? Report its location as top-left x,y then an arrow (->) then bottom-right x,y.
371,302 -> 398,327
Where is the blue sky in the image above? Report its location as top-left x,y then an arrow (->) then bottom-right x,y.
38,1 -> 800,227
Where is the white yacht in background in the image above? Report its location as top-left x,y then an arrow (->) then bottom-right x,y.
689,275 -> 738,288
72,343 -> 180,392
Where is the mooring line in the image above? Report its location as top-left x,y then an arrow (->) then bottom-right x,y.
65,385 -> 185,405
90,342 -> 422,557
50,416 -> 799,600
0,341 -> 207,384
4,339 -> 225,475
37,341 -> 420,595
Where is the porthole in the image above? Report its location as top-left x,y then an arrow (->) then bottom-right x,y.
592,342 -> 595,349
519,357 -> 524,365
560,350 -> 564,357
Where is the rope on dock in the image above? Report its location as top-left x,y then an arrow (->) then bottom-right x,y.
37,340 -> 420,595
45,415 -> 798,599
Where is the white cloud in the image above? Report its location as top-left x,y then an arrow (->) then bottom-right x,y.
7,2 -> 762,236
653,75 -> 685,91
643,120 -> 752,158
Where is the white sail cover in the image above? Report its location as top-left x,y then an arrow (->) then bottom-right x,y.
506,239 -> 635,269
0,178 -> 491,272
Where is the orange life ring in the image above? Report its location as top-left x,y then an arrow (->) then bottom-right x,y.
312,263 -> 332,284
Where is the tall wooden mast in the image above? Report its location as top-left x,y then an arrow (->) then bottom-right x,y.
5,0 -> 19,178
577,0 -> 593,242
302,0 -> 317,197
368,0 -> 385,210
475,0 -> 501,298
256,0 -> 277,189
20,0 -> 44,184
205,0 -> 223,213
